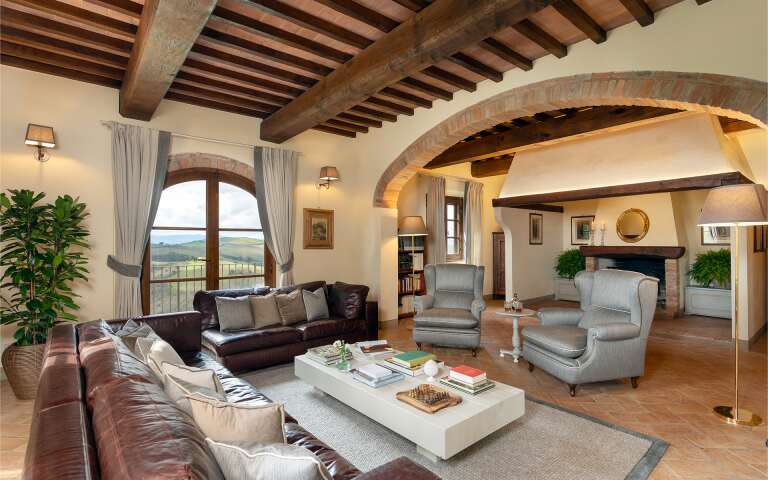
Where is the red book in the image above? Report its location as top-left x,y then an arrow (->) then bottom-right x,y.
450,365 -> 487,385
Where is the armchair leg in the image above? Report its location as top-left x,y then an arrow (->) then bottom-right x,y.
630,376 -> 639,389
528,362 -> 535,372
471,348 -> 477,358
416,342 -> 422,350
568,384 -> 577,397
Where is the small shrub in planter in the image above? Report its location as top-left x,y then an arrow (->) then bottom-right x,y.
688,249 -> 730,288
555,249 -> 586,279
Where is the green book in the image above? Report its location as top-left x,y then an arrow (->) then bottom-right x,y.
390,350 -> 435,368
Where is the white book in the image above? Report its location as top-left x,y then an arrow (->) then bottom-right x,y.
358,363 -> 393,380
357,340 -> 388,348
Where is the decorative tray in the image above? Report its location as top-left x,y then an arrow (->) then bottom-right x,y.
395,384 -> 462,414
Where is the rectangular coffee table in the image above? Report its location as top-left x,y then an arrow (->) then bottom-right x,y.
294,354 -> 525,461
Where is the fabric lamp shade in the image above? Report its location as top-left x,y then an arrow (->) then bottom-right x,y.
319,166 -> 339,181
398,216 -> 427,236
698,184 -> 768,226
25,124 -> 56,148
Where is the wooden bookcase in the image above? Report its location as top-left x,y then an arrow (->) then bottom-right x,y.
398,236 -> 428,319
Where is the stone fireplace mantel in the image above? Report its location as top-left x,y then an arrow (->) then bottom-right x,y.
579,246 -> 686,259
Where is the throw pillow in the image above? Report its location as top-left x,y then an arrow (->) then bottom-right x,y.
112,318 -> 140,335
164,373 -> 226,416
206,440 -> 332,480
215,296 -> 254,332
134,336 -> 155,363
302,288 -> 329,322
188,395 -> 286,444
116,323 -> 160,353
275,289 -> 306,325
163,362 -> 225,395
248,294 -> 282,330
329,282 -> 370,320
145,339 -> 184,381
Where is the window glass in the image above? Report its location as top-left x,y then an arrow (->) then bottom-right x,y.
219,182 -> 261,229
153,181 -> 206,227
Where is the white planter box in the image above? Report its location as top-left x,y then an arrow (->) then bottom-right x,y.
684,286 -> 732,319
554,277 -> 580,302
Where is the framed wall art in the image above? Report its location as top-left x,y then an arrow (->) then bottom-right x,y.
529,213 -> 543,245
303,208 -> 334,249
571,215 -> 594,245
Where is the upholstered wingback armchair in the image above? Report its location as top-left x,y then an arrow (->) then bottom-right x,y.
413,264 -> 486,356
522,269 -> 658,396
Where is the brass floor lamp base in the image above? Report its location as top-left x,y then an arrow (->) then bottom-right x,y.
713,405 -> 763,426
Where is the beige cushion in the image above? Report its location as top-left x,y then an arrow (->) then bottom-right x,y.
145,339 -> 184,381
205,440 -> 332,480
114,320 -> 160,352
249,294 -> 282,330
134,336 -> 155,363
188,395 -> 286,444
162,362 -> 225,395
165,374 -> 226,415
216,296 -> 254,332
275,289 -> 306,325
302,288 -> 329,322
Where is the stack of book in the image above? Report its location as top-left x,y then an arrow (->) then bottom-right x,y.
351,363 -> 403,388
439,365 -> 496,395
306,344 -> 352,366
379,350 -> 440,377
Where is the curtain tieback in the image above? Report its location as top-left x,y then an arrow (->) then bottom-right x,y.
107,255 -> 142,277
278,254 -> 294,273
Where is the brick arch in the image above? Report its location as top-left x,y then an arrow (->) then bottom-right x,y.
168,152 -> 255,180
373,71 -> 767,208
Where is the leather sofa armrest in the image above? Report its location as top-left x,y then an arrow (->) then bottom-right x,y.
537,307 -> 582,326
471,299 -> 486,320
108,311 -> 202,354
354,457 -> 440,480
590,323 -> 641,341
365,301 -> 379,340
414,295 -> 434,314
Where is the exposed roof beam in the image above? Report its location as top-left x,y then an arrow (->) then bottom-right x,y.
349,105 -> 397,123
480,38 -> 532,70
364,97 -> 414,116
422,66 -> 476,91
426,106 -> 678,168
399,77 -> 453,101
0,53 -> 122,88
0,41 -> 123,80
183,58 -> 304,97
471,156 -> 514,177
514,19 -> 567,58
337,112 -> 382,128
325,118 -> 368,133
120,0 -> 216,120
313,0 -> 399,32
174,70 -> 289,106
695,0 -> 713,4
379,87 -> 433,109
82,0 -> 143,18
4,0 -> 137,38
618,0 -> 654,26
450,52 -> 503,82
260,0 -> 553,143
552,0 -> 605,43
313,125 -> 356,138
166,90 -> 269,118
168,83 -> 278,114
392,0 -> 432,10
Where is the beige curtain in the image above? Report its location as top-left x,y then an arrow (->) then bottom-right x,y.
106,122 -> 170,317
464,181 -> 484,265
426,176 -> 446,264
254,146 -> 298,287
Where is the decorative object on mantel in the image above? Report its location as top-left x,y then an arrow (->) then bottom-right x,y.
698,183 -> 767,427
554,249 -> 585,302
616,208 -> 649,243
317,166 -> 340,190
570,216 -> 594,245
529,213 -> 543,245
396,384 -> 462,414
25,124 -> 56,163
303,208 -> 334,249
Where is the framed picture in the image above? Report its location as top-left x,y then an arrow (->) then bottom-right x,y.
701,226 -> 730,245
754,225 -> 766,253
571,215 -> 594,245
529,213 -> 543,245
303,208 -> 334,249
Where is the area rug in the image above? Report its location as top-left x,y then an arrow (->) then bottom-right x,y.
242,365 -> 667,480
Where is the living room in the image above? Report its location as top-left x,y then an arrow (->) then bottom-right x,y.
1,0 -> 766,479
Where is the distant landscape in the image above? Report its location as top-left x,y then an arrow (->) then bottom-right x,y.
151,235 -> 265,265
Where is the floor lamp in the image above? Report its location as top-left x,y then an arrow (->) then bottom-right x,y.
398,216 -> 428,315
698,184 -> 767,427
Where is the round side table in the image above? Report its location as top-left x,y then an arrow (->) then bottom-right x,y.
496,308 -> 537,363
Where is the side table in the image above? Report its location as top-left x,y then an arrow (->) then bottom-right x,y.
496,308 -> 537,363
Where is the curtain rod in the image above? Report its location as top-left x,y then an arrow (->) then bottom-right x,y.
417,169 -> 479,184
99,120 -> 260,149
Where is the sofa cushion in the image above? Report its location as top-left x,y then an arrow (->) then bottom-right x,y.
186,352 -> 277,408
145,338 -> 185,381
249,294 -> 282,329
189,394 -> 286,444
293,317 -> 361,341
202,326 -> 303,357
215,296 -> 254,332
578,305 -> 632,329
328,282 -> 369,320
276,289 -> 307,325
303,287 -> 330,321
414,308 -> 478,329
285,422 -> 362,480
205,440 -> 333,480
164,373 -> 226,416
194,287 -> 272,330
522,325 -> 588,359
590,269 -> 644,312
273,280 -> 327,296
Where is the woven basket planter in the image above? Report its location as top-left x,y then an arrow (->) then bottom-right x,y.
2,343 -> 45,400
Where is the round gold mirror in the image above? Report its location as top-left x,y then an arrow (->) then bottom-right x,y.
616,208 -> 649,243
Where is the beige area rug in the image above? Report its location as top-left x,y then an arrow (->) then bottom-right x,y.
242,365 -> 667,480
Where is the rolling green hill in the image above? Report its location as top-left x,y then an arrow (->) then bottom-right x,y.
151,237 -> 265,264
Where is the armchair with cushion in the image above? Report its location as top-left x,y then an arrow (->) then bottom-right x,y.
413,264 -> 486,356
522,269 -> 658,397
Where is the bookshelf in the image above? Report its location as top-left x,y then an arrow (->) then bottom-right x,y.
398,235 -> 427,319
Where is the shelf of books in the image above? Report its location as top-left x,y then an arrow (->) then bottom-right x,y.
398,235 -> 427,319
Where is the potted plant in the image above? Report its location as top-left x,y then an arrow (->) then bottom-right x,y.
684,249 -> 731,318
553,249 -> 585,302
0,189 -> 89,399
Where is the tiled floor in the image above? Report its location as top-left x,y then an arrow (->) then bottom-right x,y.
1,300 -> 765,479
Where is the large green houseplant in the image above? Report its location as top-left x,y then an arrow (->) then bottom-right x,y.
555,248 -> 586,279
688,249 -> 730,288
0,189 -> 89,399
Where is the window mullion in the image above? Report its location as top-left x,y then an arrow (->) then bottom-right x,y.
206,175 -> 220,290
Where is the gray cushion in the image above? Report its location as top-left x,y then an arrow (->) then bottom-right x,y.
276,289 -> 306,325
522,325 -> 588,359
215,296 -> 254,332
590,269 -> 645,312
433,291 -> 475,310
578,305 -> 631,329
302,288 -> 329,322
433,264 -> 478,291
414,308 -> 479,329
249,294 -> 282,329
114,321 -> 160,352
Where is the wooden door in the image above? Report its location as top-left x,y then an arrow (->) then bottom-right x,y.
492,232 -> 505,299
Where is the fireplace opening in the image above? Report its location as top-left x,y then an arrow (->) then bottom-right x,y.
598,257 -> 666,306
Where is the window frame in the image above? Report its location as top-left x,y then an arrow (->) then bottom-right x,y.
141,168 -> 275,314
445,195 -> 464,262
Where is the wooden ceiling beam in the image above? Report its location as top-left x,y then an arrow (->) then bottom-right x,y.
325,118 -> 369,133
379,87 -> 432,109
260,0 -> 552,143
618,0 -> 654,27
120,0 -> 216,120
313,0 -> 399,32
364,97 -> 414,116
350,105 -> 397,122
450,52 -> 503,82
471,156 -> 514,177
165,90 -> 270,118
514,19 -> 567,58
4,0 -> 137,38
426,106 -> 678,168
552,0 -> 605,43
695,0 -> 713,4
337,112 -> 382,128
480,38 -> 532,70
422,66 -> 476,92
0,41 -> 124,80
0,53 -> 122,88
392,0 -> 432,10
81,0 -> 142,18
182,58 -> 302,98
174,70 -> 289,107
399,77 -> 453,101
313,125 -> 357,138
168,83 -> 279,113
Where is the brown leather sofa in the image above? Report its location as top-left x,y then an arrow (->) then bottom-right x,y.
23,311 -> 439,480
193,280 -> 379,372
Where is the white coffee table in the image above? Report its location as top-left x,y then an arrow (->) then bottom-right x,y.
497,308 -> 537,363
294,354 -> 525,462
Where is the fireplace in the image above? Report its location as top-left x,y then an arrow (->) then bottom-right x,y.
599,257 -> 666,305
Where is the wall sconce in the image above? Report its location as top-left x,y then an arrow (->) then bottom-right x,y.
317,166 -> 339,189
25,124 -> 56,162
